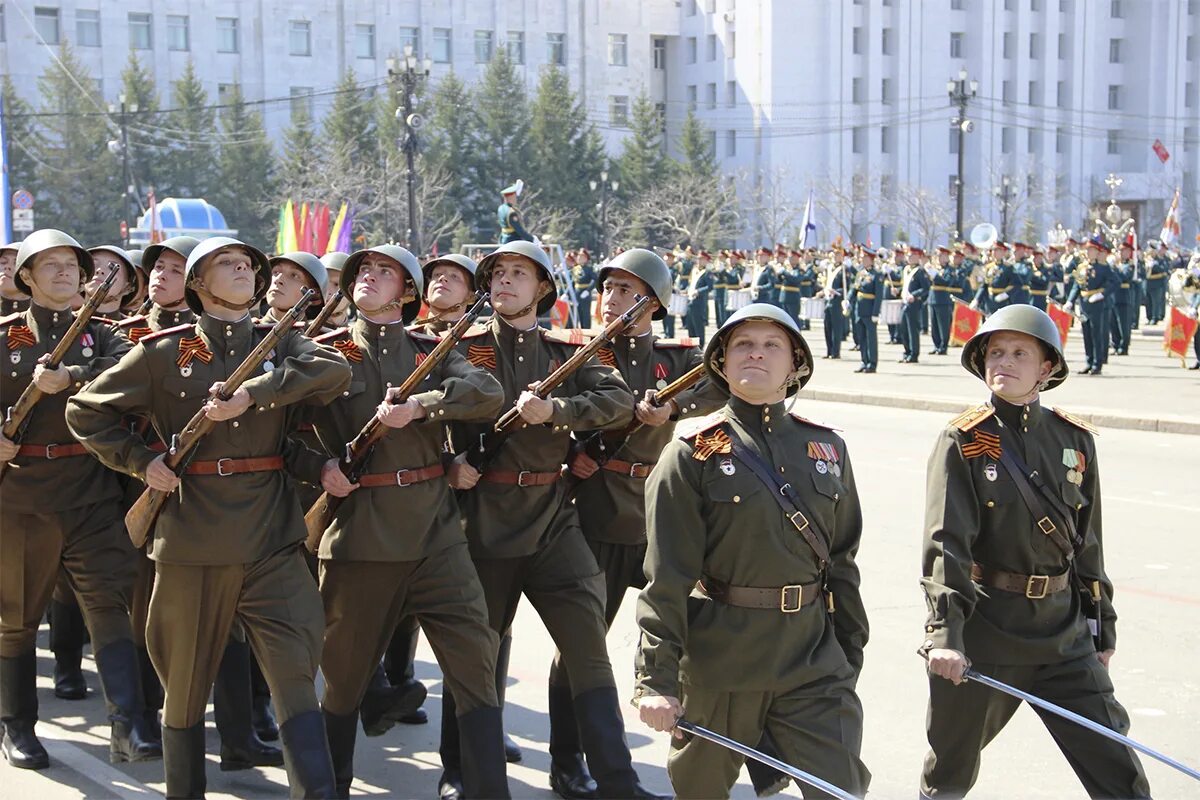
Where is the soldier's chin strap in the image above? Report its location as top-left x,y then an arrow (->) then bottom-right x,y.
495,284 -> 551,322
189,281 -> 261,312
710,340 -> 811,396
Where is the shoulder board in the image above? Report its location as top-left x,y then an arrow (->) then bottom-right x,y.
949,404 -> 995,433
0,312 -> 22,328
93,315 -> 121,326
254,321 -> 305,331
653,338 -> 698,349
116,315 -> 149,329
313,326 -> 350,345
675,410 -> 727,440
460,324 -> 491,340
540,327 -> 589,346
1052,407 -> 1099,435
787,411 -> 842,432
407,329 -> 441,343
139,323 -> 194,344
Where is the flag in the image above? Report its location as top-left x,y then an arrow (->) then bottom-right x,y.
1163,306 -> 1198,365
314,204 -> 331,255
550,297 -> 570,328
1160,188 -> 1181,245
1152,139 -> 1170,164
1047,301 -> 1072,348
281,200 -> 299,253
147,190 -> 165,244
0,97 -> 11,245
326,203 -> 348,255
949,298 -> 984,347
335,207 -> 354,253
798,189 -> 817,248
275,205 -> 286,253
298,202 -> 311,253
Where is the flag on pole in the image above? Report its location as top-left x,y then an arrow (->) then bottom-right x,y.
949,298 -> 984,347
335,207 -> 354,253
798,189 -> 817,248
314,204 -> 331,255
326,203 -> 348,255
1163,306 -> 1198,366
147,190 -> 164,244
275,205 -> 286,253
1151,139 -> 1170,164
1160,188 -> 1181,245
281,200 -> 299,253
1047,301 -> 1073,348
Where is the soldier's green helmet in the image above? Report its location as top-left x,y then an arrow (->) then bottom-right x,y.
184,237 -> 271,315
476,240 -> 558,315
269,251 -> 329,294
704,302 -> 814,397
596,248 -> 673,320
961,304 -> 1069,390
422,253 -> 478,298
14,229 -> 93,296
319,251 -> 350,275
142,236 -> 201,275
339,244 -> 424,323
127,249 -> 144,269
88,245 -> 144,310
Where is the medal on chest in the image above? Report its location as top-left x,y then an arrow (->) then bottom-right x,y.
654,362 -> 669,391
1062,448 -> 1086,485
177,335 -> 213,378
719,458 -> 736,476
80,333 -> 94,358
263,349 -> 276,372
984,463 -> 998,482
9,350 -> 19,364
807,440 -> 840,477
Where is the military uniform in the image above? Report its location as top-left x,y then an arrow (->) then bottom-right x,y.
753,262 -> 777,306
929,257 -> 959,355
1144,252 -> 1169,324
1110,257 -> 1135,355
822,262 -> 852,359
1065,256 -> 1119,374
1026,258 -> 1051,311
684,260 -> 714,346
711,260 -> 730,327
573,258 -> 597,328
797,258 -> 816,331
884,263 -> 904,343
778,260 -> 803,328
498,203 -> 533,244
849,265 -> 884,372
900,261 -> 932,363
972,256 -> 1025,314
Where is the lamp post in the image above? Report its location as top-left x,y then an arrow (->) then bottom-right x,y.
387,46 -> 433,254
946,69 -> 978,241
589,169 -> 619,255
994,175 -> 1014,241
107,92 -> 140,247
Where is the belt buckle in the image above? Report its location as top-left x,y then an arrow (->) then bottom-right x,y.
44,443 -> 59,459
1037,517 -> 1057,536
517,470 -> 532,487
787,511 -> 809,533
1025,574 -> 1050,599
395,469 -> 413,487
780,585 -> 803,613
628,462 -> 645,478
216,458 -> 233,477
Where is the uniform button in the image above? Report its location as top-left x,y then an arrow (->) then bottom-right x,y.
382,348 -> 388,354
518,355 -> 524,362
343,390 -> 350,396
986,500 -> 995,508
779,466 -> 786,473
733,495 -> 741,503
1076,503 -> 1082,510
518,335 -> 524,343
10,372 -> 16,377
926,625 -> 935,633
232,421 -> 239,428
229,349 -> 235,355
631,359 -> 637,365
270,402 -> 276,408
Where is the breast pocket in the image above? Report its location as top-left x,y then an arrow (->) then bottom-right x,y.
339,380 -> 368,400
162,376 -> 210,402
1059,479 -> 1089,514
701,461 -> 763,506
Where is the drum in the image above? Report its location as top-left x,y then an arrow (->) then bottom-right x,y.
881,299 -> 904,325
726,288 -> 753,311
668,292 -> 689,316
801,297 -> 826,319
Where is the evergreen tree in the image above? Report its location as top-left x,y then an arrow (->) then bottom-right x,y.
465,49 -> 531,239
118,52 -> 166,204
422,73 -> 473,250
213,83 -> 276,247
678,108 -> 716,179
617,93 -> 670,198
1,76 -> 38,199
277,106 -> 324,203
322,68 -> 377,172
159,61 -> 218,199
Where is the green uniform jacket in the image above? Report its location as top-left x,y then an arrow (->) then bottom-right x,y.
451,316 -> 634,559
1,303 -> 131,512
920,398 -> 1116,665
635,397 -> 868,699
298,317 -> 504,562
65,313 -> 351,565
574,332 -> 725,546
114,306 -> 196,345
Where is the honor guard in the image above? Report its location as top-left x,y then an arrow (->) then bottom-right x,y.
1110,242 -> 1136,355
1143,241 -> 1169,324
498,181 -> 534,244
684,251 -> 714,346
821,252 -> 852,359
261,251 -> 329,324
573,248 -> 597,327
849,248 -> 884,373
86,245 -> 145,321
1065,240 -> 1120,375
899,248 -> 932,363
928,247 -> 958,355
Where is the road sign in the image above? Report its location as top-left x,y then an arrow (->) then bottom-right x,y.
11,189 -> 33,210
12,208 -> 33,232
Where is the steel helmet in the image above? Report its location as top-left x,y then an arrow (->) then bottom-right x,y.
14,229 -> 92,296
596,248 -> 673,320
476,240 -> 558,315
704,302 -> 814,397
184,237 -> 271,315
422,253 -> 478,298
961,304 -> 1069,390
339,244 -> 424,323
269,251 -> 329,294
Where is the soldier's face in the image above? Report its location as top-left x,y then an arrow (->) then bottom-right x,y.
268,261 -> 316,311
197,247 -> 256,308
600,271 -> 655,325
983,331 -> 1054,401
86,252 -> 130,300
723,321 -> 794,404
353,254 -> 411,314
23,247 -> 84,306
489,255 -> 547,315
427,263 -> 471,310
150,251 -> 188,307
0,251 -> 20,297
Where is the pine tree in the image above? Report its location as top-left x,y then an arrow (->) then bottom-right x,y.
617,93 -> 670,198
422,72 -> 473,247
159,61 -> 218,199
466,49 -> 532,239
678,108 -> 716,179
277,106 -> 324,203
118,52 -> 166,204
322,69 -> 377,173
1,76 -> 38,199
213,83 -> 276,247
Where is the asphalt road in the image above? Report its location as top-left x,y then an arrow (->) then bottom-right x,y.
7,400 -> 1199,799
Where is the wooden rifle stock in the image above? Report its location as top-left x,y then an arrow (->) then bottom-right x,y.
580,362 -> 707,466
125,288 -> 318,548
0,269 -> 120,484
303,291 -> 491,554
304,289 -> 344,337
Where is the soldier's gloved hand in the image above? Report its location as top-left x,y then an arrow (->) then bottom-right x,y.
204,384 -> 252,421
376,391 -> 426,429
568,449 -> 600,479
638,695 -> 684,739
995,292 -> 1009,303
1087,292 -> 1104,303
1097,649 -> 1116,669
320,458 -> 359,497
32,359 -> 71,394
0,432 -> 19,463
969,300 -> 980,311
145,454 -> 181,492
926,648 -> 969,685
516,384 -> 553,426
448,452 -> 481,490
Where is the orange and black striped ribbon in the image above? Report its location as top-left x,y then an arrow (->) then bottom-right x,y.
128,326 -> 153,344
597,347 -> 617,368
692,428 -> 733,461
332,339 -> 363,363
467,344 -> 496,370
7,325 -> 36,349
961,429 -> 1002,460
176,336 -> 213,369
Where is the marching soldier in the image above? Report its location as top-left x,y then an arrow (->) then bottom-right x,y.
1065,240 -> 1119,376
1,230 -> 159,771
900,249 -> 932,364
928,247 -> 958,356
849,248 -> 884,374
684,251 -> 714,346
635,302 -> 871,799
661,249 -> 680,338
821,253 -> 852,360
884,254 -> 905,344
86,245 -> 145,321
498,181 -> 533,244
573,249 -> 597,328
752,248 -> 776,306
1144,241 -> 1170,325
1110,242 -> 1136,356
711,252 -> 730,328
548,249 -> 724,799
1,242 -> 30,314
67,236 -> 351,797
438,240 -> 661,800
777,251 -> 804,328
261,251 -> 329,324
971,242 -> 1024,315
1026,246 -> 1051,311
919,304 -> 1150,799
797,251 -> 816,331
318,252 -> 353,331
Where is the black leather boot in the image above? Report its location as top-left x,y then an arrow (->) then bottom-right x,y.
383,618 -> 427,725
457,705 -> 511,800
278,709 -> 337,799
49,598 -> 89,700
746,730 -> 791,797
94,639 -> 162,763
548,683 -> 596,799
322,707 -> 358,799
214,639 -> 284,771
0,652 -> 50,770
494,634 -> 522,763
438,689 -> 464,800
250,654 -> 279,742
360,663 -> 426,738
162,723 -> 206,799
573,686 -> 668,800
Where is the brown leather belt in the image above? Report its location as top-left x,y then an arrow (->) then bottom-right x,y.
357,463 -> 445,488
601,458 -> 654,479
480,468 -> 561,487
148,441 -> 167,453
698,576 -> 822,613
16,443 -> 89,459
971,563 -> 1070,599
184,456 -> 285,477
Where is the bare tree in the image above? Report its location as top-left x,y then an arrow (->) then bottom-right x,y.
978,159 -> 1064,242
627,172 -> 740,249
740,167 -> 804,245
812,170 -> 885,244
512,186 -> 583,247
892,184 -> 955,249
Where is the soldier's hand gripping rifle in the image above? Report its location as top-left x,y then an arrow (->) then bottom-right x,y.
304,289 -> 344,337
304,291 -> 491,554
465,294 -> 654,471
0,269 -> 120,484
125,289 -> 318,548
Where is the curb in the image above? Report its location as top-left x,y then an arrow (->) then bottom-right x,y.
797,388 -> 1200,436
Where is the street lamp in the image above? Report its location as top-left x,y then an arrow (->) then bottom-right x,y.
993,175 -> 1014,241
947,68 -> 978,241
387,46 -> 434,254
108,92 -> 140,246
590,169 -> 619,255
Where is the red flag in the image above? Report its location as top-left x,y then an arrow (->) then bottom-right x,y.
316,204 -> 331,254
551,298 -> 570,328
1047,301 -> 1072,348
1163,307 -> 1198,365
949,299 -> 984,347
292,202 -> 303,251
1152,139 -> 1170,164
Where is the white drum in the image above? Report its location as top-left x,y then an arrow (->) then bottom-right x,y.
726,288 -> 753,311
801,297 -> 826,319
668,292 -> 689,316
880,299 -> 904,325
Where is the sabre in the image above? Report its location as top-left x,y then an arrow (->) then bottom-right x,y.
674,720 -> 859,800
964,668 -> 1200,782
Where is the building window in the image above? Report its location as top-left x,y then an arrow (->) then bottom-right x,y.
706,82 -> 717,109
609,33 -> 628,66
686,85 -> 697,111
728,31 -> 735,57
852,77 -> 864,104
686,36 -> 697,64
1002,80 -> 1013,106
1109,38 -> 1121,63
882,28 -> 893,55
1107,129 -> 1119,155
707,33 -> 717,60
949,126 -> 960,154
881,125 -> 892,154
1185,126 -> 1197,152
433,28 -> 451,63
1187,35 -> 1195,61
950,32 -> 964,59
1031,0 -> 1040,10
1187,82 -> 1196,108
76,9 -> 100,47
34,6 -> 60,44
290,87 -> 314,121
852,27 -> 863,55
1056,126 -> 1066,153
1001,126 -> 1014,154
474,30 -> 494,63
610,95 -> 629,126
167,14 -> 188,51
1029,32 -> 1039,58
686,0 -> 697,16
655,102 -> 667,133
1058,32 -> 1067,59
726,130 -> 736,157
1003,32 -> 1013,59
1110,0 -> 1122,17
355,24 -> 375,59
547,33 -> 566,65
951,0 -> 965,8
652,36 -> 666,69
217,17 -> 239,53
399,27 -> 419,56
1057,80 -> 1067,105
1027,128 -> 1039,152
727,80 -> 737,105
1060,0 -> 1070,11
852,126 -> 866,154
1004,0 -> 1014,9
1107,84 -> 1121,110
289,20 -> 311,56
129,12 -> 152,50
1028,80 -> 1039,104
507,31 -> 524,64
217,82 -> 236,116
881,78 -> 893,104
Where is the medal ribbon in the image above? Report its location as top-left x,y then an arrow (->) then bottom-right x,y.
333,339 -> 364,363
176,336 -> 213,369
692,428 -> 733,461
7,325 -> 36,349
961,429 -> 1002,460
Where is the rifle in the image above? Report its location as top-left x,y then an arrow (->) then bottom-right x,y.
304,289 -> 344,337
303,291 -> 491,553
125,288 -> 317,548
466,294 -> 654,471
0,269 -> 120,484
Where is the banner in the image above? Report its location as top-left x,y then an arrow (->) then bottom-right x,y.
949,298 -> 984,347
1047,301 -> 1072,348
1163,306 -> 1197,366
